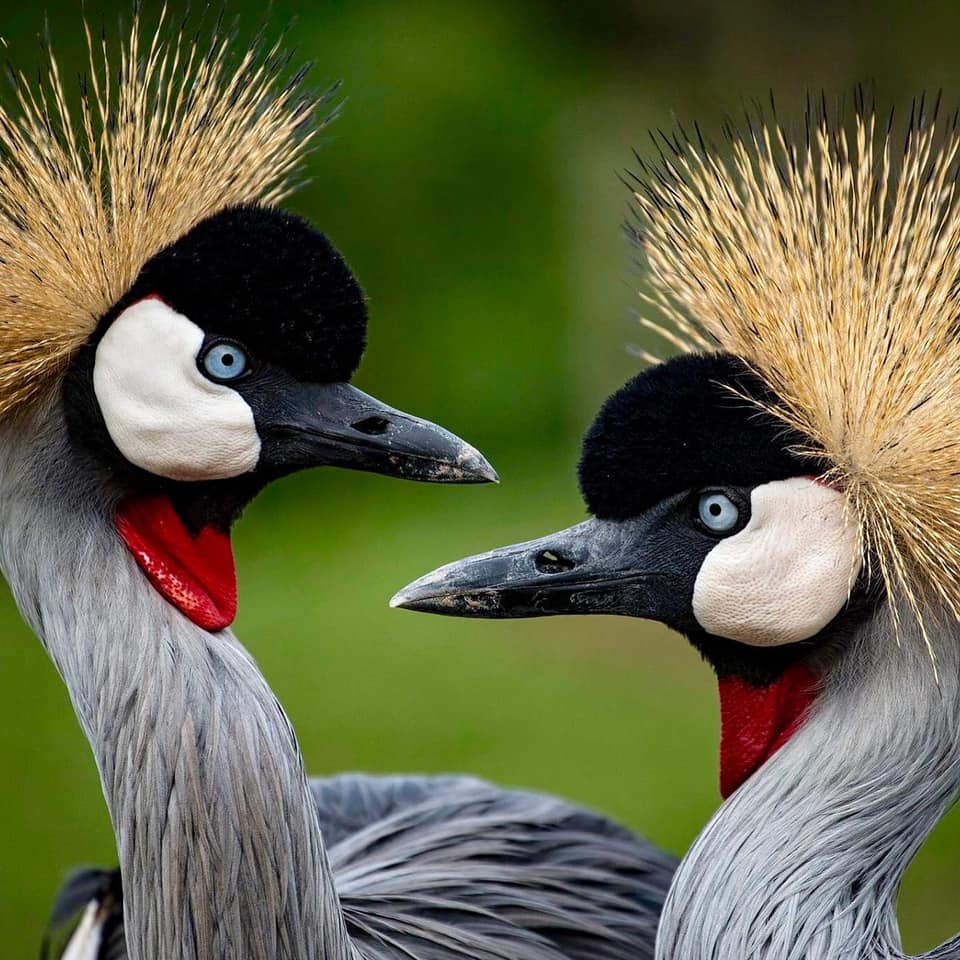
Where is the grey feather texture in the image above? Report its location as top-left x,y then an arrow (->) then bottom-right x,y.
51,774 -> 674,960
657,604 -> 960,960
1,399 -> 672,960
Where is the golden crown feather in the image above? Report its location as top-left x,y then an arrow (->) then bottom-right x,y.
631,95 -> 960,655
0,9 -> 330,417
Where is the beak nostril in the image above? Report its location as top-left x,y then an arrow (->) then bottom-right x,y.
353,416 -> 391,436
534,549 -> 577,575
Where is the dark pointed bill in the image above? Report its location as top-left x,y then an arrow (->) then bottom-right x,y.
390,514 -> 687,620
257,382 -> 499,484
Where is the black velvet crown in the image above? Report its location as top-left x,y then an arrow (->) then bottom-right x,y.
578,353 -> 827,519
121,204 -> 368,384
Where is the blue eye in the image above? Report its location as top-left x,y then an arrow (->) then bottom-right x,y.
697,491 -> 740,533
200,341 -> 249,382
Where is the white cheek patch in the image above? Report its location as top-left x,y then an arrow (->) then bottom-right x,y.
93,298 -> 261,481
692,477 -> 861,646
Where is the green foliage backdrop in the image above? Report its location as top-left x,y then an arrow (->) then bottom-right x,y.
1,1 -> 959,954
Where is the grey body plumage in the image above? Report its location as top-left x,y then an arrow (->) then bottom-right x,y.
8,400 -> 672,960
50,774 -> 673,960
658,606 -> 960,960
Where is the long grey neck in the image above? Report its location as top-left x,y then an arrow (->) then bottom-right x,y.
0,402 -> 353,960
657,607 -> 960,960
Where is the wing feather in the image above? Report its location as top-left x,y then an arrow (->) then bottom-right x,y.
49,775 -> 674,960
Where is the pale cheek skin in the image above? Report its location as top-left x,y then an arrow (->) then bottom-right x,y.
93,298 -> 261,482
692,477 -> 861,646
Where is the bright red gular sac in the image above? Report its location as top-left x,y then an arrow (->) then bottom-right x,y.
116,495 -> 237,631
717,662 -> 819,798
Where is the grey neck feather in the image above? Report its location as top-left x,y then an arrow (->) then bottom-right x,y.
657,605 -> 960,960
0,399 -> 355,960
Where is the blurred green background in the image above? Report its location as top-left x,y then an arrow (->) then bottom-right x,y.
1,0 -> 960,954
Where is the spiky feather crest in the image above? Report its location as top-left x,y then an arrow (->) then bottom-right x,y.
631,98 -> 960,652
0,10 -> 329,417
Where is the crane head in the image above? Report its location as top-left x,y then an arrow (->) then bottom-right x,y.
0,15 -> 496,633
391,352 -> 880,796
58,204 -> 495,632
64,204 -> 496,508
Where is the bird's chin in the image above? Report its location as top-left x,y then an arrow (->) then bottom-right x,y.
715,662 -> 820,799
115,494 -> 238,631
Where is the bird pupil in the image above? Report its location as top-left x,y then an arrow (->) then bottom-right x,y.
222,353 -> 234,366
710,502 -> 721,515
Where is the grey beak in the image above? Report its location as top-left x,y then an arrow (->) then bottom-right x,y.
390,515 -> 684,620
258,382 -> 499,484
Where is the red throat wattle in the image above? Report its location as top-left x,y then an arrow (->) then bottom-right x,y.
717,662 -> 819,798
116,495 -> 237,631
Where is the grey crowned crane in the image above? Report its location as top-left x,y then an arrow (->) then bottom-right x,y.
394,103 -> 960,958
1,15 -> 677,960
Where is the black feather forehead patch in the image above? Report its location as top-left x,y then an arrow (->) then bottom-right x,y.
120,205 -> 368,384
578,353 -> 827,519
